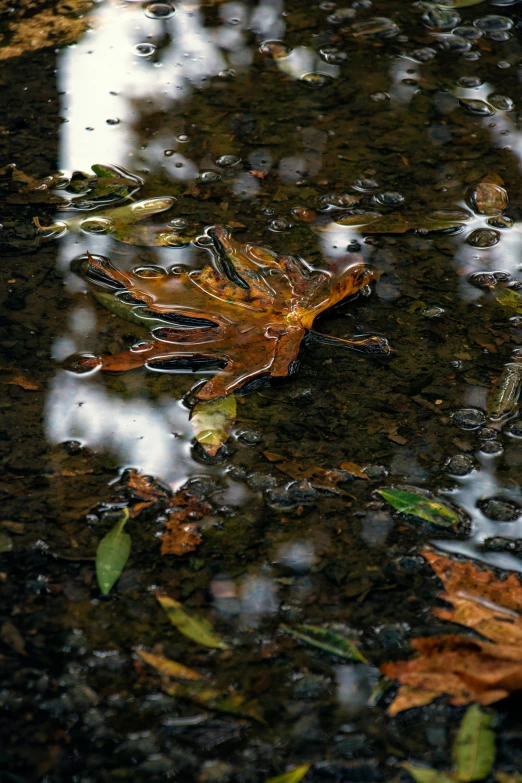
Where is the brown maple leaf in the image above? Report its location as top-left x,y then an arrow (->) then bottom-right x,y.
381,549 -> 522,714
74,225 -> 388,400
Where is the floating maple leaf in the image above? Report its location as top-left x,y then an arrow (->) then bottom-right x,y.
72,225 -> 388,399
382,549 -> 522,714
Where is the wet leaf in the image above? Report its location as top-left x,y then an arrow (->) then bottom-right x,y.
156,594 -> 227,649
402,764 -> 456,783
382,550 -> 522,713
339,461 -> 369,480
493,287 -> 522,315
191,395 -> 237,456
136,649 -> 203,680
96,509 -> 131,595
486,362 -> 522,420
275,462 -> 352,494
165,681 -> 265,723
452,704 -> 495,782
377,487 -> 460,528
281,624 -> 368,662
1,620 -> 26,655
266,764 -> 312,783
75,225 -> 380,400
160,510 -> 203,556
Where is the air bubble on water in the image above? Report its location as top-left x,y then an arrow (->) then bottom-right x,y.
130,341 -> 155,353
451,408 -> 485,430
509,316 -> 522,329
268,218 -> 292,232
215,154 -> 241,168
421,306 -> 445,318
195,235 -> 214,247
133,42 -> 156,57
353,178 -> 379,192
145,2 -> 175,19
164,149 -> 175,157
478,497 -> 521,521
459,98 -> 494,116
63,353 -> 102,375
462,51 -> 480,61
474,14 -> 513,31
177,134 -> 189,142
319,46 -> 349,63
487,93 -> 514,111
411,47 -> 437,62
497,60 -> 511,69
319,192 -> 360,209
199,170 -> 221,182
80,217 -> 114,235
490,30 -> 511,41
445,454 -> 475,476
370,92 -> 390,101
440,35 -> 471,53
458,75 -> 482,87
480,441 -> 504,456
351,17 -> 399,37
507,419 -> 522,437
375,191 -> 404,207
300,72 -> 333,87
163,235 -> 189,248
466,228 -> 500,248
422,7 -> 460,29
106,118 -> 120,125
326,7 -> 356,23
168,217 -> 188,230
453,26 -> 483,40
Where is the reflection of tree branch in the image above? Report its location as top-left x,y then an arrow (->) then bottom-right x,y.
0,0 -> 97,61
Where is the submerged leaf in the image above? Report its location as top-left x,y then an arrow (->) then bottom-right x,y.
493,287 -> 522,315
191,395 -> 237,456
452,704 -> 495,782
282,624 -> 367,662
275,462 -> 352,494
266,764 -> 312,783
165,681 -> 265,723
402,764 -> 456,783
377,486 -> 460,528
486,362 -> 522,420
157,594 -> 227,649
96,508 -> 131,595
136,649 -> 203,680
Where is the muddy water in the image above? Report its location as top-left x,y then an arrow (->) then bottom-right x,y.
3,0 -> 522,779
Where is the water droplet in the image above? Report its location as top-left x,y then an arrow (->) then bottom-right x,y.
215,154 -> 241,168
326,7 -> 357,23
411,47 -> 437,62
480,440 -> 504,456
487,93 -> 514,111
489,30 -> 511,40
422,7 -> 460,29
164,149 -> 175,157
259,206 -> 277,216
507,419 -> 522,437
497,60 -> 511,69
162,235 -> 189,248
300,72 -> 333,87
195,235 -> 214,247
370,91 -> 390,101
169,264 -> 189,275
199,170 -> 221,182
132,266 -> 165,278
451,408 -> 485,430
353,178 -> 379,192
106,117 -> 120,125
131,340 -> 155,353
421,306 -> 445,318
374,191 -> 404,207
168,217 -> 188,230
145,2 -> 175,19
63,353 -> 102,375
268,218 -> 292,232
80,217 -> 114,234
474,14 -> 512,31
458,75 -> 482,87
453,25 -> 483,40
351,17 -> 399,37
466,228 -> 500,248
177,134 -> 189,142
509,316 -> 522,329
291,206 -> 317,222
133,42 -> 156,57
459,98 -> 494,116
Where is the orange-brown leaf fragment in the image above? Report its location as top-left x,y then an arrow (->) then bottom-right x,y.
339,461 -> 369,480
161,512 -> 202,556
276,461 -> 350,494
381,550 -> 522,713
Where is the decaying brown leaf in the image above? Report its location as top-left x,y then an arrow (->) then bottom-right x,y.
0,366 -> 39,391
275,461 -> 352,494
339,461 -> 369,480
381,549 -> 522,713
75,225 -> 386,400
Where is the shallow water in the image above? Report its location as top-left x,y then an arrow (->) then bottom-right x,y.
3,0 -> 522,779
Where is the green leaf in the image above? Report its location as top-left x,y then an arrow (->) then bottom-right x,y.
157,594 -> 228,649
486,363 -> 522,421
166,681 -> 265,723
191,395 -> 237,456
436,0 -> 483,7
494,287 -> 522,315
266,764 -> 313,783
402,764 -> 456,783
452,705 -> 496,782
281,624 -> 367,663
96,508 -> 131,595
377,486 -> 460,529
